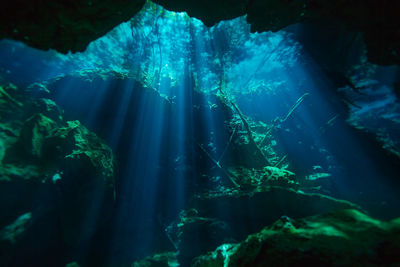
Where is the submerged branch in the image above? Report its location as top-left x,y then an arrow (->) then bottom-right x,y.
0,85 -> 22,106
241,46 -> 280,91
218,86 -> 272,166
218,124 -> 237,163
197,143 -> 240,188
260,93 -> 310,148
259,126 -> 273,147
274,154 -> 287,168
281,92 -> 310,123
229,98 -> 272,166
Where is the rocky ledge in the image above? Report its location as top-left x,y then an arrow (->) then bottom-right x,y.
192,209 -> 400,266
166,186 -> 361,266
0,82 -> 115,266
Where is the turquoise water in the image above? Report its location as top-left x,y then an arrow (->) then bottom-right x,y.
0,2 -> 400,266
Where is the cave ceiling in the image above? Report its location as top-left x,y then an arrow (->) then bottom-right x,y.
0,0 -> 399,65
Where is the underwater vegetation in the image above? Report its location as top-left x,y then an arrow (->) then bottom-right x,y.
1,1 -> 400,266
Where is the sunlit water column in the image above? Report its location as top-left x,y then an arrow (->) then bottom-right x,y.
109,81 -> 168,262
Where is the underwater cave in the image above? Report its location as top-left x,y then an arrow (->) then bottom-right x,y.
1,1 -> 400,266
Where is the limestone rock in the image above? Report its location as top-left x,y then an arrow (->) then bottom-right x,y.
153,0 -> 246,27
0,212 -> 32,245
0,1 -> 398,65
43,120 -> 114,181
131,251 -> 179,267
0,0 -> 145,53
0,82 -> 115,266
192,209 -> 400,266
245,0 -> 400,66
169,187 -> 361,266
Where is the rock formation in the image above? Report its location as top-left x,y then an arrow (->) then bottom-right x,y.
192,209 -> 400,266
0,82 -> 115,266
1,0 -> 399,65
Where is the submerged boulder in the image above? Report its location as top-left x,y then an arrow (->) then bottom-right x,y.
131,251 -> 179,267
192,209 -> 400,266
169,186 -> 361,266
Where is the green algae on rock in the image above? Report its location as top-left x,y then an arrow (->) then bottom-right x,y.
0,212 -> 32,245
131,251 -> 179,267
65,262 -> 81,267
228,166 -> 297,189
44,120 -> 115,181
192,209 -> 400,267
0,82 -> 116,266
169,186 -> 361,266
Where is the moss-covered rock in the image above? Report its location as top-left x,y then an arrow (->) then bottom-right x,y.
192,209 -> 400,266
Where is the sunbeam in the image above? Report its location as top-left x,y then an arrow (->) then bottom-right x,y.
1,1 -> 400,266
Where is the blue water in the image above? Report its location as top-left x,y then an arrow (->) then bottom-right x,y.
1,2 -> 400,266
